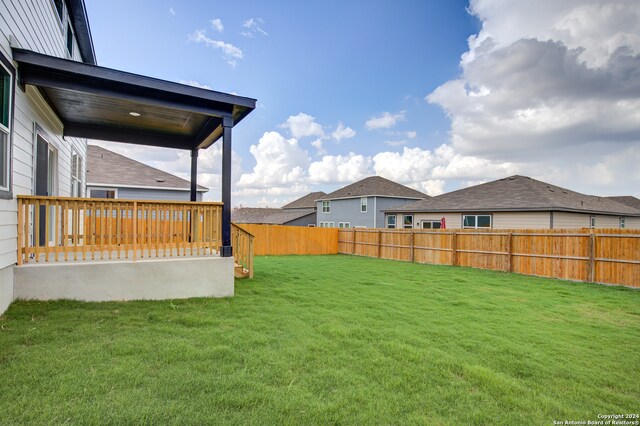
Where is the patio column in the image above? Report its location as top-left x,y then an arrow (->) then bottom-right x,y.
220,116 -> 233,257
190,148 -> 198,202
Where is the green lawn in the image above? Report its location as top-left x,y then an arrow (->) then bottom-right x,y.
1,255 -> 638,425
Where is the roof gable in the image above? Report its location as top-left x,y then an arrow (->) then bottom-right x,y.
318,176 -> 427,200
87,145 -> 207,192
282,192 -> 327,209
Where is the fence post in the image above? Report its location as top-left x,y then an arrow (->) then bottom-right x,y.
377,230 -> 382,259
588,233 -> 595,283
352,228 -> 356,254
507,232 -> 513,273
451,232 -> 458,266
410,230 -> 415,262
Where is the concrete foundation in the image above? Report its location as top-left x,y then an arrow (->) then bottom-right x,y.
14,256 -> 234,302
0,265 -> 13,315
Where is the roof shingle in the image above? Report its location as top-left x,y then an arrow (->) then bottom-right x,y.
318,176 -> 427,200
385,175 -> 640,216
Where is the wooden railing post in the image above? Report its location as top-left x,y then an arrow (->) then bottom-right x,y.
132,201 -> 138,261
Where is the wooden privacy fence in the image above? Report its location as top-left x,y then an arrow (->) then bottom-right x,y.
17,195 -> 222,264
338,228 -> 640,288
235,224 -> 338,256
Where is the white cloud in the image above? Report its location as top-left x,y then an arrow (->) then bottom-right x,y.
178,80 -> 212,90
169,7 -> 175,16
308,154 -> 373,184
242,18 -> 269,37
311,139 -> 326,155
210,18 -> 224,33
280,113 -> 325,139
424,0 -> 640,196
365,111 -> 406,130
384,140 -> 407,147
405,131 -> 417,139
237,131 -> 310,189
190,30 -> 243,68
331,122 -> 356,141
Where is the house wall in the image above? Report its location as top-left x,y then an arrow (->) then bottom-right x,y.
87,185 -> 204,202
385,211 -> 636,230
0,0 -> 89,315
284,213 -> 316,227
317,197 -> 422,228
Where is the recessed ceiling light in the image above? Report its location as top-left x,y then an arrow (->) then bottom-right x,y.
129,112 -> 141,117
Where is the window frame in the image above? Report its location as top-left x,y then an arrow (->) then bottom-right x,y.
421,220 -> 442,229
386,215 -> 396,229
66,22 -> 74,57
0,52 -> 15,199
462,214 -> 492,229
70,149 -> 83,197
403,214 -> 413,229
360,197 -> 367,213
89,187 -> 118,199
590,215 -> 596,229
338,222 -> 350,229
620,217 -> 625,229
322,200 -> 330,213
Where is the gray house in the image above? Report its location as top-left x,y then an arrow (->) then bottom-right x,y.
384,175 -> 640,230
232,191 -> 326,226
316,176 -> 428,228
87,145 -> 208,201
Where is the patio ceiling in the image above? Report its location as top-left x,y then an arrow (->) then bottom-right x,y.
12,48 -> 256,150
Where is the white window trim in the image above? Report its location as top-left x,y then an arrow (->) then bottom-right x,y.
322,200 -> 331,213
88,187 -> 118,199
403,214 -> 413,229
338,222 -> 350,229
0,56 -> 13,196
462,214 -> 492,229
620,217 -> 625,229
421,220 -> 442,229
386,215 -> 396,229
590,215 -> 596,229
360,197 -> 367,213
70,148 -> 84,197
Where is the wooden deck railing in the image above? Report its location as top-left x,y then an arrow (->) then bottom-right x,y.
231,223 -> 254,278
17,196 -> 223,264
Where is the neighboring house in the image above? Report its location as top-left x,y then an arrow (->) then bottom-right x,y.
316,176 -> 428,228
384,175 -> 640,230
87,145 -> 208,201
0,0 -> 255,316
232,192 -> 326,226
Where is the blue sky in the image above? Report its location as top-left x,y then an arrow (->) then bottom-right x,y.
86,0 -> 640,205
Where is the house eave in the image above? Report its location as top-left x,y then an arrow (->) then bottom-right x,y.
382,206 -> 640,217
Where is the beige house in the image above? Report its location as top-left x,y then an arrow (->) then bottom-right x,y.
384,176 -> 640,230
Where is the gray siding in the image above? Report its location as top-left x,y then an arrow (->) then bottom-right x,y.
318,197 -> 423,228
284,213 -> 316,227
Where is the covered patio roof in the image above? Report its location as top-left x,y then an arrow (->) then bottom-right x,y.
12,47 -> 256,257
12,48 -> 256,150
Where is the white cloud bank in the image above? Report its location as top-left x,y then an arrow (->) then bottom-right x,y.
426,0 -> 640,195
190,30 -> 243,68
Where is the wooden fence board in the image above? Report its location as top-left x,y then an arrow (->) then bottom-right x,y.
236,224 -> 338,256
338,228 -> 640,288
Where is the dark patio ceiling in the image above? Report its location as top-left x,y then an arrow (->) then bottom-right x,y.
12,48 -> 256,150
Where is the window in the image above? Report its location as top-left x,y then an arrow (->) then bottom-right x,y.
70,152 -> 83,197
386,215 -> 396,229
590,216 -> 596,229
620,217 -> 625,229
66,23 -> 74,56
463,214 -> 492,229
403,215 -> 413,229
89,188 -> 116,199
53,0 -> 64,21
338,222 -> 350,229
322,200 -> 330,213
319,221 -> 334,228
421,220 -> 442,229
0,54 -> 14,197
360,197 -> 367,213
